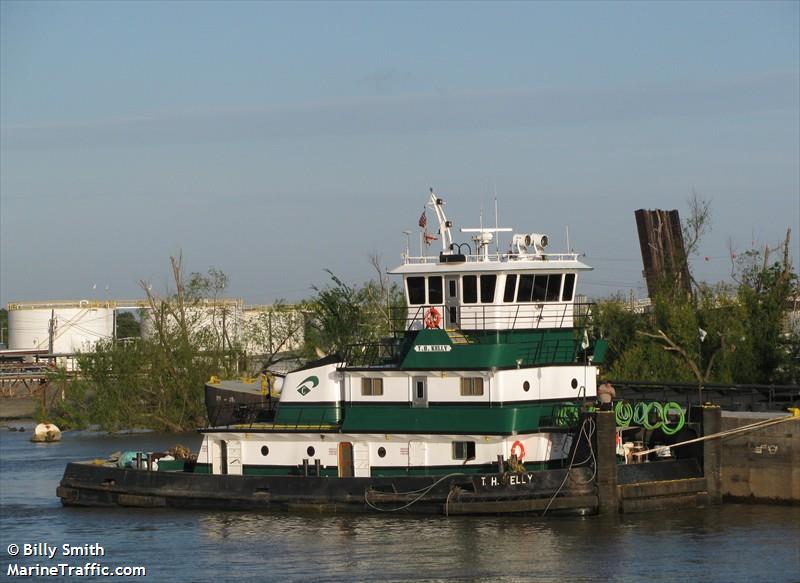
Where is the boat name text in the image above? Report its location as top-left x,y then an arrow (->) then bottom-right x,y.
413,345 -> 452,353
480,473 -> 535,487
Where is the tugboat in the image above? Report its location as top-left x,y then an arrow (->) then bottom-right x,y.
58,190 -> 606,515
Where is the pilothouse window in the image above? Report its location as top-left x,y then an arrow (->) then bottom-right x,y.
562,274 -> 576,301
407,277 -> 426,305
532,275 -> 548,302
517,275 -> 534,302
480,275 -> 497,303
546,274 -> 562,302
503,275 -> 517,303
463,276 -> 478,304
428,276 -> 443,304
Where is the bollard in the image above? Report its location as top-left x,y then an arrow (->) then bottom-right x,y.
595,411 -> 619,515
702,404 -> 722,504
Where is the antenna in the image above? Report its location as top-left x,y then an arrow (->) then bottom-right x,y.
494,195 -> 499,255
566,225 -> 571,252
402,230 -> 412,261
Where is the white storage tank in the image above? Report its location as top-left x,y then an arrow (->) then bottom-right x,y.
139,299 -> 244,345
7,301 -> 115,354
241,305 -> 305,355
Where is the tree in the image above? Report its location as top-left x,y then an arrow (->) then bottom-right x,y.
0,308 -> 7,347
599,227 -> 798,386
50,255 -> 241,432
241,301 -> 307,372
303,258 -> 405,358
731,229 -> 799,383
115,311 -> 141,339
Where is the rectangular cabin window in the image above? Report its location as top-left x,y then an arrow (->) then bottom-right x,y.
452,441 -> 476,460
562,274 -> 576,301
428,276 -> 443,304
460,377 -> 484,396
503,274 -> 517,302
463,275 -> 478,304
532,275 -> 548,302
448,279 -> 457,297
546,274 -> 562,302
480,275 -> 497,303
517,274 -> 534,302
407,277 -> 426,305
361,378 -> 384,396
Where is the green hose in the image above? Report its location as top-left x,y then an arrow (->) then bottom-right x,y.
614,401 -> 633,427
660,402 -> 685,435
642,401 -> 663,430
556,403 -> 579,427
633,402 -> 649,426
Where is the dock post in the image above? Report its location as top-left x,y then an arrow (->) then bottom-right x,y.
702,404 -> 722,504
595,411 -> 618,514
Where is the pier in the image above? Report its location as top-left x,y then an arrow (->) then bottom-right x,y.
592,405 -> 799,513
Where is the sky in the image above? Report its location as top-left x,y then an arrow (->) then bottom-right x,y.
1,1 -> 798,305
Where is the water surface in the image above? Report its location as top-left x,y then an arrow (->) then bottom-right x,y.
1,426 -> 798,582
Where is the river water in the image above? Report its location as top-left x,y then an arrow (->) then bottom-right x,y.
1,425 -> 798,582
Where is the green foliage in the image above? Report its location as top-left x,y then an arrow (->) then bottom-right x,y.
595,296 -> 644,364
115,311 -> 141,339
50,259 -> 240,432
304,268 -> 405,357
241,300 -> 306,372
0,308 -> 7,346
598,241 -> 798,385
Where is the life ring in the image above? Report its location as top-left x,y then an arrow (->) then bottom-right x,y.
510,440 -> 525,461
424,307 -> 442,329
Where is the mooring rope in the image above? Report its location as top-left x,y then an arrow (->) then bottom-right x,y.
633,413 -> 800,459
542,416 -> 597,516
363,472 -> 465,513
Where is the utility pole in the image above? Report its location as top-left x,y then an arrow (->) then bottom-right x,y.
48,309 -> 55,354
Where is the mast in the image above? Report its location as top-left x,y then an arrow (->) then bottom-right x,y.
427,188 -> 454,254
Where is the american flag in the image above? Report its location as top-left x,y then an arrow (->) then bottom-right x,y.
424,232 -> 438,246
418,211 -> 427,229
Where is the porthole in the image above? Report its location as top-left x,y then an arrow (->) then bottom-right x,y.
261,446 -> 269,456
523,381 -> 530,392
571,378 -> 578,389
307,446 -> 315,457
378,447 -> 387,458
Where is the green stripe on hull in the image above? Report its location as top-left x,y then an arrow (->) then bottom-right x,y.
242,465 -> 339,477
371,461 -> 557,477
400,328 -> 582,369
274,404 -> 342,425
340,403 -> 571,434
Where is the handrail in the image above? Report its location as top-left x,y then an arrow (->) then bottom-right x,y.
391,302 -> 593,333
402,252 -> 582,264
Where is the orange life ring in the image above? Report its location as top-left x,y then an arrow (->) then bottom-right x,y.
424,307 -> 442,329
510,440 -> 526,461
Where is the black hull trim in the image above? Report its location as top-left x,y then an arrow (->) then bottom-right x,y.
57,462 -> 597,516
